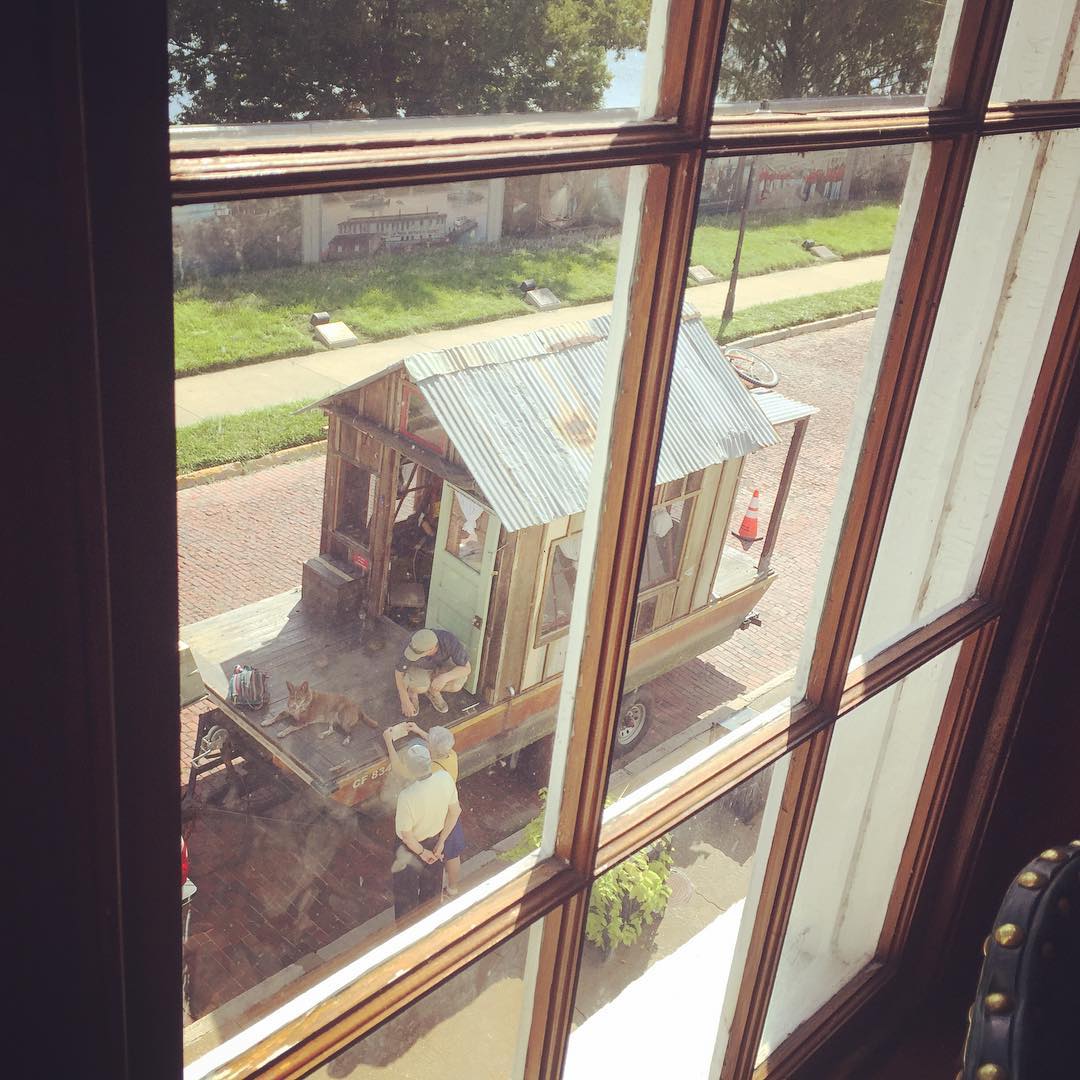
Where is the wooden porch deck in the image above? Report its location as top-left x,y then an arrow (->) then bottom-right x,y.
181,589 -> 481,794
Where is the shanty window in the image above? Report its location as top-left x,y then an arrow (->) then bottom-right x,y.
400,383 -> 449,454
539,533 -> 582,641
444,489 -> 491,571
336,462 -> 378,548
638,497 -> 693,592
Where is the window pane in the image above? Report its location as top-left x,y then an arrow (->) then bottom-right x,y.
853,130 -> 1080,661
445,489 -> 491,571
168,0 -> 653,131
715,0 -> 949,114
539,533 -> 581,639
596,145 -> 924,804
564,765 -> 781,1078
756,646 -> 961,1064
177,167 -> 634,1060
306,919 -> 542,1079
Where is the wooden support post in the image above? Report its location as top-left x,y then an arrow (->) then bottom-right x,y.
758,416 -> 808,575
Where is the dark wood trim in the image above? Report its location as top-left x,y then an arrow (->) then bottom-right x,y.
169,109 -> 1080,205
804,135 -> 980,714
838,598 -> 996,715
718,731 -> 835,1080
982,99 -> 1080,136
944,0 -> 1016,111
529,891 -> 591,1080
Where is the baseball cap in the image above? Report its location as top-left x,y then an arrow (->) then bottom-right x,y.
405,628 -> 439,661
401,742 -> 433,780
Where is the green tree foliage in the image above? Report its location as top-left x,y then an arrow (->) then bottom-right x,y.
717,0 -> 945,102
169,0 -> 648,123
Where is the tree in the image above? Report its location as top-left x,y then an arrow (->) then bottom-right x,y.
169,0 -> 648,124
717,0 -> 944,103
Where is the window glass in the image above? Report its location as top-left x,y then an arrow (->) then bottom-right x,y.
445,489 -> 490,571
168,0 -> 652,132
852,130 -> 1080,661
564,766 -> 780,1079
639,497 -> 693,591
306,919 -> 542,1079
715,0 -> 949,114
599,145 -> 925,802
402,385 -> 449,453
540,532 -> 582,639
991,0 -> 1080,102
756,647 -> 960,1064
176,167 -> 632,1059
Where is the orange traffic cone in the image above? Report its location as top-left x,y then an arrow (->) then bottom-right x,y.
733,489 -> 762,542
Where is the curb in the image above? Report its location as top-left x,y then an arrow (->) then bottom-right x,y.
177,439 -> 328,490
725,306 -> 878,351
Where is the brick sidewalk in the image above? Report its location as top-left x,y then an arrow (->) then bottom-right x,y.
177,318 -> 869,1031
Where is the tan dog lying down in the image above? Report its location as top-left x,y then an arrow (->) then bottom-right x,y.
263,680 -> 377,745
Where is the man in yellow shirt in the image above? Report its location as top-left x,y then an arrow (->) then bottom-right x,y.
407,723 -> 463,895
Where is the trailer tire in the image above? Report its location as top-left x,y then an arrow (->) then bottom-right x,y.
613,692 -> 652,757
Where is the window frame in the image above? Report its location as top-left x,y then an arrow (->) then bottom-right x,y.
73,0 -> 1080,1076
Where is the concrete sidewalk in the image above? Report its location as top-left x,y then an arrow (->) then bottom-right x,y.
175,253 -> 888,427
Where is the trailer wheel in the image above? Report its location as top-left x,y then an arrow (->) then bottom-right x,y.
613,693 -> 651,756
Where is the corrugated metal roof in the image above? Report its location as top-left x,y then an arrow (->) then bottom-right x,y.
749,388 -> 818,426
403,310 -> 780,532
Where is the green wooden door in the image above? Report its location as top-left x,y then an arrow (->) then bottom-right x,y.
425,484 -> 500,694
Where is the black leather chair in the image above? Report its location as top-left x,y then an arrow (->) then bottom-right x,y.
960,840 -> 1079,1079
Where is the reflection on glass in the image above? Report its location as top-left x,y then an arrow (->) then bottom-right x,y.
716,0 -> 947,111
757,648 -> 959,1064
540,533 -> 582,639
307,921 -> 539,1079
601,146 -> 919,800
564,767 -> 778,1079
168,1 -> 650,126
177,169 -> 631,1057
445,490 -> 490,571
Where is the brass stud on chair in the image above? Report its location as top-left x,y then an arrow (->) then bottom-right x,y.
976,1064 -> 1008,1080
1039,848 -> 1066,862
993,923 -> 1024,948
1016,870 -> 1046,889
984,992 -> 1013,1015
1069,839 -> 1079,848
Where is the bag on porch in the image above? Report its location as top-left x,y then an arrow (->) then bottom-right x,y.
228,665 -> 270,709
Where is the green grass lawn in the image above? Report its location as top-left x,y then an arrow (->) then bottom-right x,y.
174,202 -> 898,376
705,280 -> 883,345
177,400 -> 325,474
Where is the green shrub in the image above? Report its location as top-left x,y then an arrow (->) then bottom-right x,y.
502,791 -> 675,954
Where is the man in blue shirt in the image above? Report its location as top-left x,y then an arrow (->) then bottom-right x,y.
394,627 -> 471,716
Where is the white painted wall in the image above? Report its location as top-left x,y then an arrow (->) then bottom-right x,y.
758,646 -> 960,1059
854,129 -> 1080,659
991,0 -> 1079,101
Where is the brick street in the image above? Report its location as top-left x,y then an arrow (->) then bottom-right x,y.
178,318 -> 870,1036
